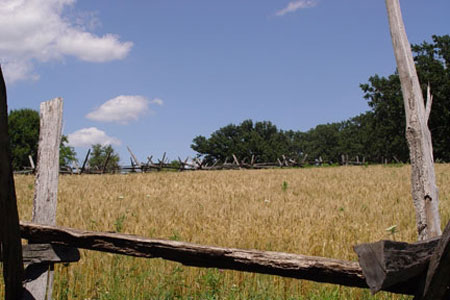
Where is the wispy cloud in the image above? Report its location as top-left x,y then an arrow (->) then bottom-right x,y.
86,95 -> 156,124
67,127 -> 121,147
150,98 -> 164,106
275,0 -> 318,17
0,0 -> 133,84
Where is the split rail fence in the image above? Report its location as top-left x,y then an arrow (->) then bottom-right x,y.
18,150 -> 376,175
2,96 -> 450,298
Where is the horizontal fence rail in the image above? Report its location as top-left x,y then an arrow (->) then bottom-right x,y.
19,222 -> 424,296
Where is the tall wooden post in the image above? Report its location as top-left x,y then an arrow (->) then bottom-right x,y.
385,0 -> 441,240
0,66 -> 25,299
24,98 -> 63,299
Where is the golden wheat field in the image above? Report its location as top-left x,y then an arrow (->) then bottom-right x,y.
3,164 -> 450,299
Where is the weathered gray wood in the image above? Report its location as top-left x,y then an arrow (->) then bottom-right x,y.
80,149 -> 90,174
354,237 -> 440,294
26,98 -> 63,300
232,154 -> 241,169
158,152 -> 167,171
288,158 -> 297,165
72,160 -> 80,174
385,0 -> 441,240
420,221 -> 450,300
194,157 -> 203,169
177,157 -> 190,171
23,244 -> 79,265
32,98 -> 63,225
301,154 -> 308,164
28,155 -> 35,170
177,157 -> 185,171
424,83 -> 433,124
0,64 -> 25,299
0,244 -> 80,265
19,222 -> 367,289
19,222 -> 420,295
127,146 -> 141,167
277,158 -> 283,167
129,157 -> 136,172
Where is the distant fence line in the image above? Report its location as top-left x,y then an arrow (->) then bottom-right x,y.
15,149 -> 383,175
14,147 -> 413,175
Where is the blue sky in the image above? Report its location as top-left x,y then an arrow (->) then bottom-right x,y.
2,0 -> 449,164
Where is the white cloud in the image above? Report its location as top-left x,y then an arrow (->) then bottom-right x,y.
86,95 -> 152,124
150,98 -> 164,106
67,127 -> 121,147
275,0 -> 318,16
2,60 -> 39,82
57,31 -> 132,62
0,0 -> 133,83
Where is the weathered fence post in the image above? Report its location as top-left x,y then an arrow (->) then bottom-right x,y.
0,66 -> 25,299
24,98 -> 63,300
80,149 -> 91,174
127,146 -> 141,169
385,0 -> 441,240
28,155 -> 36,172
158,152 -> 166,171
232,154 -> 241,169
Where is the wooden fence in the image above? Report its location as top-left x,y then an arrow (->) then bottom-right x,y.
17,150 -> 374,175
1,92 -> 449,299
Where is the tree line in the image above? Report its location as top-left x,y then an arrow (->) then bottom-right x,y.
191,35 -> 450,164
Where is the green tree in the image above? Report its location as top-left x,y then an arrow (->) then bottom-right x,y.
191,120 -> 301,163
88,144 -> 120,172
59,136 -> 77,167
412,35 -> 450,160
360,73 -> 408,162
8,108 -> 77,170
361,35 -> 450,162
8,109 -> 40,170
338,112 -> 375,161
300,123 -> 342,162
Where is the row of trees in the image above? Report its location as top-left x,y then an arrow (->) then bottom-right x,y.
8,108 -> 120,171
192,35 -> 450,164
192,120 -> 303,163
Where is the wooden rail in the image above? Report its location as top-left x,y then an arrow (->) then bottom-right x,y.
19,222 -> 428,296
